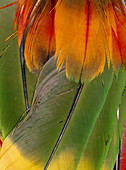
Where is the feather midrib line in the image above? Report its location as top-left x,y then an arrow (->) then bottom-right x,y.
44,83 -> 84,170
20,38 -> 29,111
44,1 -> 91,168
80,0 -> 91,81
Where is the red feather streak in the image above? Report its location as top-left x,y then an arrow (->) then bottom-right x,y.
0,1 -> 18,9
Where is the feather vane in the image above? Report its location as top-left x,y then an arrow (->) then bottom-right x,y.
15,0 -> 126,82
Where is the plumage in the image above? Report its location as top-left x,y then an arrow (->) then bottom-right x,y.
55,0 -> 126,82
0,1 -> 126,169
14,0 -> 56,71
14,0 -> 126,82
24,0 -> 56,71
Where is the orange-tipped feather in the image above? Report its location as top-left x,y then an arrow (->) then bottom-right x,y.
24,0 -> 56,71
55,0 -> 126,82
3,0 -> 126,82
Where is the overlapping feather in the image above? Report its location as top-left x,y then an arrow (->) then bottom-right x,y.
0,1 -> 126,169
14,0 -> 126,82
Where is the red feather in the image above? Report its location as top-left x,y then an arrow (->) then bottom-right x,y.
121,117 -> 126,170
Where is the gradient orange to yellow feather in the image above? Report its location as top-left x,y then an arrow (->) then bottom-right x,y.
1,0 -> 126,82
54,0 -> 126,82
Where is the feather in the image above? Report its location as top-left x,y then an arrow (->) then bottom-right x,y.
15,0 -> 126,82
55,0 -> 126,82
1,0 -> 126,82
0,56 -> 125,170
24,0 -> 56,71
15,0 -> 56,72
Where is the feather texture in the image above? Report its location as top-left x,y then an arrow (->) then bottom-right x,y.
0,1 -> 126,169
121,118 -> 126,170
15,0 -> 126,82
15,0 -> 56,72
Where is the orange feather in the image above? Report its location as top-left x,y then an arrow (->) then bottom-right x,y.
14,0 -> 126,82
55,0 -> 126,82
24,0 -> 56,71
